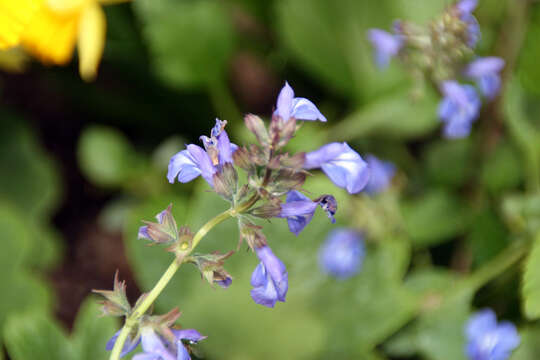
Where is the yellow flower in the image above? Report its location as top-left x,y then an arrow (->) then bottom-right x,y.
1,0 -> 128,81
0,0 -> 40,49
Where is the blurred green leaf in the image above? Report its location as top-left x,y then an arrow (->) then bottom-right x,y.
522,233 -> 540,319
330,90 -> 438,141
72,297 -> 119,360
0,114 -> 60,220
275,0 -> 404,100
424,138 -> 473,188
467,209 -> 509,266
4,312 -> 74,360
481,141 -> 523,193
78,125 -> 140,187
4,296 -> 117,360
386,269 -> 471,360
133,0 -> 235,89
503,80 -> 540,192
511,326 -> 540,360
402,189 -> 471,247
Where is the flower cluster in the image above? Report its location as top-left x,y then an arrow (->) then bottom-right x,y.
0,0 -> 124,81
368,0 -> 505,139
465,309 -> 520,360
165,82 -> 371,307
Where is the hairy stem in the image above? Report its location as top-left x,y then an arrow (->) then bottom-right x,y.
109,196 -> 257,360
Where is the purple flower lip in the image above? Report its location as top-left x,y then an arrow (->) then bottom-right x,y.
465,309 -> 520,360
273,82 -> 327,122
167,119 -> 237,187
304,142 -> 370,194
367,28 -> 403,68
250,245 -> 288,308
319,228 -> 365,279
438,81 -> 481,139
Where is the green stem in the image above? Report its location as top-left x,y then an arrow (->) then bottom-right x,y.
109,197 -> 257,360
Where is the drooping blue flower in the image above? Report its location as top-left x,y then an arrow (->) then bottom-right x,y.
106,330 -> 141,358
367,29 -> 403,68
250,245 -> 288,308
279,190 -> 318,236
279,191 -> 338,235
438,80 -> 481,139
465,309 -> 520,360
456,0 -> 480,48
465,57 -> 505,99
304,142 -> 370,194
364,155 -> 396,195
273,82 -> 327,122
319,229 -> 365,279
167,119 -> 236,187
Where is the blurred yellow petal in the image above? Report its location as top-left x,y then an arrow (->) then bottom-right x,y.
98,0 -> 130,4
21,2 -> 79,64
46,0 -> 87,15
77,2 -> 106,81
0,0 -> 41,49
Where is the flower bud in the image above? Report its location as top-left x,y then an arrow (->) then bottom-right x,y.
92,271 -> 131,317
138,204 -> 179,244
212,163 -> 238,201
245,114 -> 270,147
191,251 -> 234,288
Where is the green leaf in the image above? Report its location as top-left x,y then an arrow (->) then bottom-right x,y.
523,233 -> 540,319
386,269 -> 472,360
72,297 -> 120,360
481,141 -> 523,193
424,138 -> 473,188
4,311 -> 75,360
467,209 -> 509,266
0,114 -> 60,220
401,189 -> 471,247
78,125 -> 139,187
511,326 -> 540,360
329,89 -> 438,141
133,0 -> 235,88
275,0 -> 404,100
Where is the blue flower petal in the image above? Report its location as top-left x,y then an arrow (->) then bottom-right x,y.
290,97 -> 327,122
106,330 -> 141,358
167,150 -> 202,184
275,81 -> 295,121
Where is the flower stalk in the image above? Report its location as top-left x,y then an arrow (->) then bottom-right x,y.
109,203 -> 251,360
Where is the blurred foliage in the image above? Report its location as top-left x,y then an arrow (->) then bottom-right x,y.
4,298 -> 119,360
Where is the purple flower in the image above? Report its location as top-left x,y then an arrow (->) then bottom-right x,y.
250,245 -> 288,308
364,155 -> 396,195
319,229 -> 365,279
106,330 -> 141,358
122,327 -> 206,360
465,309 -> 520,360
273,82 -> 327,122
168,119 -> 236,187
304,142 -> 370,194
465,57 -> 505,100
456,0 -> 480,48
278,191 -> 338,235
279,190 -> 318,236
438,81 -> 481,139
367,29 -> 403,68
